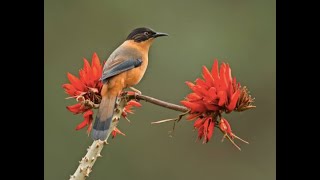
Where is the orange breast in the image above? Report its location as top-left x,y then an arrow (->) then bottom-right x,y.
125,54 -> 148,86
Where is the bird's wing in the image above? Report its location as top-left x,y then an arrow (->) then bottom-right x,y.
101,57 -> 142,82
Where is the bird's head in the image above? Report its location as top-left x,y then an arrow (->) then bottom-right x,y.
126,27 -> 168,49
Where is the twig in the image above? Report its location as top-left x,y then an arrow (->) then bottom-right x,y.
134,94 -> 189,112
151,118 -> 178,124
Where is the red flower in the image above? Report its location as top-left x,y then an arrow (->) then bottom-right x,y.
193,117 -> 215,144
63,53 -> 103,99
111,127 -> 126,138
181,59 -> 255,145
62,53 -> 142,137
219,118 -> 233,138
181,60 -> 242,114
122,99 -> 142,120
75,110 -> 94,134
62,53 -> 103,134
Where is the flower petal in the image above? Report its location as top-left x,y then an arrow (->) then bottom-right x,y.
87,121 -> 93,134
206,120 -> 215,142
206,87 -> 218,102
219,119 -> 228,132
67,72 -> 87,91
115,127 -> 126,136
202,66 -> 214,87
194,118 -> 204,128
219,63 -> 228,91
185,81 -> 195,90
186,93 -> 202,102
181,101 -> 206,113
62,83 -> 77,96
203,118 -> 210,143
217,91 -> 227,107
225,64 -> 233,85
66,103 -> 84,114
227,90 -> 241,111
83,109 -> 93,117
121,111 -> 128,118
112,127 -> 126,138
92,52 -> 102,79
198,126 -> 204,140
92,66 -> 100,84
204,103 -> 220,111
75,117 -> 89,130
83,58 -> 94,87
220,118 -> 233,137
193,85 -> 208,97
126,91 -> 136,96
112,130 -> 117,138
195,78 -> 210,89
127,101 -> 142,107
211,59 -> 220,81
186,113 -> 200,120
83,58 -> 92,74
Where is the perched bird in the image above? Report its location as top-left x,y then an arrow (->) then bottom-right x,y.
91,27 -> 168,140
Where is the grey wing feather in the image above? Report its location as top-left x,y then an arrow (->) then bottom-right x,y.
101,58 -> 142,82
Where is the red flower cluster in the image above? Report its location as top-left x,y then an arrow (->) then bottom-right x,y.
181,59 -> 254,145
62,53 -> 141,137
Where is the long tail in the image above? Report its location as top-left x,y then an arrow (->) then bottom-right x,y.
91,93 -> 117,140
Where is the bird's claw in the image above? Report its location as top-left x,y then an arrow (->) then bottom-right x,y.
129,87 -> 142,95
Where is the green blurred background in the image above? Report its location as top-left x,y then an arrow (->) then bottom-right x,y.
44,0 -> 275,179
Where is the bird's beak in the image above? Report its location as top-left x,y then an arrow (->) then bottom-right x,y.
153,32 -> 169,38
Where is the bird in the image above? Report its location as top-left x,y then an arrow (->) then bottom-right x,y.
91,27 -> 168,140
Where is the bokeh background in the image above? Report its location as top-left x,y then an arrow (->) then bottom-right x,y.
44,0 -> 275,179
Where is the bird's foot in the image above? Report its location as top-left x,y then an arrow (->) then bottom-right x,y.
129,87 -> 142,95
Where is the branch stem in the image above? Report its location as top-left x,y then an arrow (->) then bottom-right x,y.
135,94 -> 188,112
69,97 -> 127,180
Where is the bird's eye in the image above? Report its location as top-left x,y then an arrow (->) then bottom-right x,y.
144,32 -> 150,36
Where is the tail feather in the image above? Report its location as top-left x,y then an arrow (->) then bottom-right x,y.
91,95 -> 117,140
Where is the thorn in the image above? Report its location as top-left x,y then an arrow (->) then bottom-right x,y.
91,157 -> 95,162
80,167 -> 83,173
87,148 -> 90,151
104,140 -> 109,145
79,160 -> 81,164
97,153 -> 102,157
85,167 -> 92,177
112,118 -> 117,122
69,175 -> 75,179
